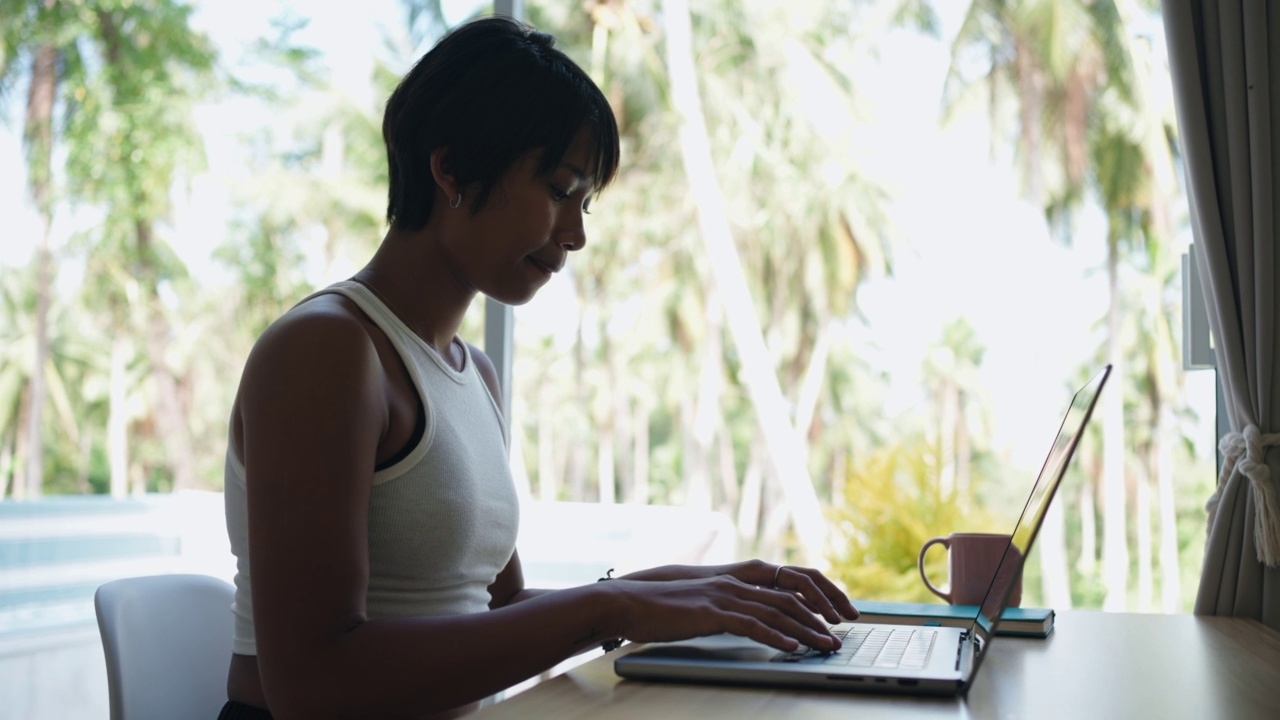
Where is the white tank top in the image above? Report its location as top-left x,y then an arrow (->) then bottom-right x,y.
224,280 -> 520,655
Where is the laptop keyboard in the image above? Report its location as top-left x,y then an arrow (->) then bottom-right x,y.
772,624 -> 938,670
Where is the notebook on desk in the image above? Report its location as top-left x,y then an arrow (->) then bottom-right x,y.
615,365 -> 1110,697
848,600 -> 1054,638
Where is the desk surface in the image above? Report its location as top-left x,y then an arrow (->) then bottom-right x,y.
474,611 -> 1280,720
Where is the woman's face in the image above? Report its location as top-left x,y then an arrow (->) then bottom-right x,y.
440,127 -> 597,306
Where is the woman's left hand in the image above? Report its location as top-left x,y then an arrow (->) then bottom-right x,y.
621,561 -> 859,625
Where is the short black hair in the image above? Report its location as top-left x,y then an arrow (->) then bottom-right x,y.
383,16 -> 621,232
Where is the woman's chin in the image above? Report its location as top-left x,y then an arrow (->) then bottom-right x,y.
485,287 -> 540,307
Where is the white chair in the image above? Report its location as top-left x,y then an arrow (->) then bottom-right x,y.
95,574 -> 235,720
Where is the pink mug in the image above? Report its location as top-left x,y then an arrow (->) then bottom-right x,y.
918,532 -> 1022,607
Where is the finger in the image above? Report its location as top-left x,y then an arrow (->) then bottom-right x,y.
777,578 -> 822,616
790,567 -> 860,621
781,569 -> 842,625
730,592 -> 839,650
794,594 -> 820,615
762,568 -> 844,625
717,576 -> 832,638
746,601 -> 841,650
721,611 -> 800,652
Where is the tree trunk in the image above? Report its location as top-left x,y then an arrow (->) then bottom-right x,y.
538,382 -> 556,502
23,42 -> 58,500
13,390 -> 30,501
1156,399 -> 1181,612
760,468 -> 791,562
108,338 -> 131,498
717,420 -> 739,517
737,441 -> 764,553
140,259 -> 199,492
130,461 -> 146,497
0,428 -> 14,500
1101,230 -> 1129,611
830,450 -> 847,509
97,11 -> 201,493
568,439 -> 586,502
793,324 -> 831,451
597,429 -> 616,504
24,223 -> 52,500
569,303 -> 587,501
687,292 -> 723,512
662,0 -> 826,563
1040,494 -> 1073,608
613,361 -> 634,500
938,380 -> 959,498
596,327 -> 617,504
77,431 -> 92,494
680,397 -> 709,508
630,399 -> 650,504
1136,457 -> 1154,612
1077,476 -> 1098,576
956,412 -> 972,509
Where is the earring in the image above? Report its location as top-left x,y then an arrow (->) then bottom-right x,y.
449,192 -> 463,210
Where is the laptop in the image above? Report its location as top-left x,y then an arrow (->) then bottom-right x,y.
614,365 -> 1110,696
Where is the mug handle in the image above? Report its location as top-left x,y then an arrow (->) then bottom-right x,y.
918,536 -> 952,603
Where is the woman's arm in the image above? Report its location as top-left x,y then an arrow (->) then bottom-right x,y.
242,312 -> 623,717
243,323 -> 848,718
491,553 -> 859,627
488,548 -> 556,608
620,562 -> 859,622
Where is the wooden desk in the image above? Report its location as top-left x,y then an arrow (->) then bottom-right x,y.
474,611 -> 1280,719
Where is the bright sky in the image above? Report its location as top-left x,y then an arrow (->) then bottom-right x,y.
0,1 -> 1215,469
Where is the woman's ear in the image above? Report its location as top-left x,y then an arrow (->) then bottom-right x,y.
429,148 -> 461,206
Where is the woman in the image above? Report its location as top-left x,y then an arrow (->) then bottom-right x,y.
220,15 -> 858,720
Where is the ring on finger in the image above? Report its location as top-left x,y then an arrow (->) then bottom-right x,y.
772,564 -> 787,589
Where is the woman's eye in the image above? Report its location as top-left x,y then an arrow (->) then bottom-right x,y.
550,186 -> 569,202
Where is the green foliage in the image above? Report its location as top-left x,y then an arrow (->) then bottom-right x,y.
212,218 -> 310,341
827,436 -> 1001,603
65,0 -> 215,268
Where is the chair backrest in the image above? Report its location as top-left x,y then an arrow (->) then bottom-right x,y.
95,573 -> 234,720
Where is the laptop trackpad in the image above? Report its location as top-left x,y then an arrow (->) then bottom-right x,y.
630,634 -> 777,662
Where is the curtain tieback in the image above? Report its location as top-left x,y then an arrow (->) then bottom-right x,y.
1208,424 -> 1280,567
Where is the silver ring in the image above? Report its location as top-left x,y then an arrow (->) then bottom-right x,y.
772,565 -> 786,589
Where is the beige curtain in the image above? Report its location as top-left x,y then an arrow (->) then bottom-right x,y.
1163,0 -> 1280,631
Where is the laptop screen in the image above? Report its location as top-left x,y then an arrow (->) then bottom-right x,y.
969,366 -> 1110,653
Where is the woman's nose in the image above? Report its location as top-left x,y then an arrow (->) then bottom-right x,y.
559,223 -> 586,252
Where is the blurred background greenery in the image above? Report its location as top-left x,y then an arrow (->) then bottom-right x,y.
0,0 -> 1215,613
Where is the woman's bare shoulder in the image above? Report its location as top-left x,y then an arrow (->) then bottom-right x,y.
239,293 -> 387,415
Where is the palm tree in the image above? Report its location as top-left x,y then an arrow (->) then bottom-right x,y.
655,0 -> 909,563
944,0 -> 1178,610
507,1 -> 907,562
0,0 -> 81,497
0,264 -> 86,498
60,1 -> 217,492
921,318 -> 989,503
1117,226 -> 1185,612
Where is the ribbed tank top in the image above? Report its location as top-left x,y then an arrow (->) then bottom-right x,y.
224,280 -> 520,655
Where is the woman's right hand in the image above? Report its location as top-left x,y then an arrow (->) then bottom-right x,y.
606,576 -> 842,653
